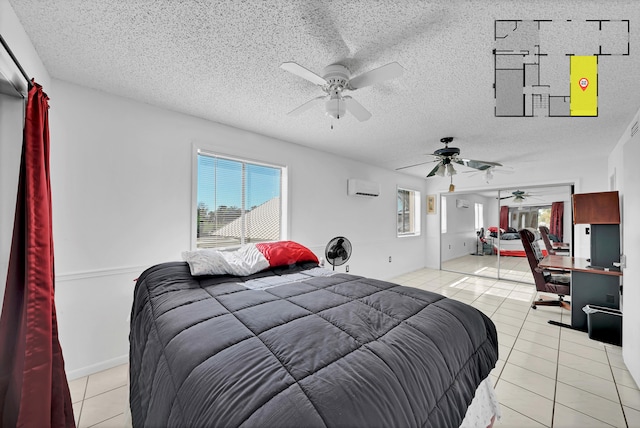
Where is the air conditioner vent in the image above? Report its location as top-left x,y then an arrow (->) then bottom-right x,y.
347,179 -> 380,197
631,119 -> 639,137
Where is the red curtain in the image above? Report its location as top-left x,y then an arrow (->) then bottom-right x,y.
499,206 -> 509,231
550,201 -> 564,242
0,81 -> 75,427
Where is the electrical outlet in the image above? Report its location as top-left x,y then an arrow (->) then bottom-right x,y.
388,256 -> 392,263
345,265 -> 349,273
586,227 -> 590,235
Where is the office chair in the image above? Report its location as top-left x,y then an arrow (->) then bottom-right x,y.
520,228 -> 571,310
538,226 -> 556,255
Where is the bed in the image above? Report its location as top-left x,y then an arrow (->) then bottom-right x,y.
129,241 -> 499,427
489,227 -> 548,257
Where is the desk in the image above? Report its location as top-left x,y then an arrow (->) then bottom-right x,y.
552,242 -> 570,254
539,255 -> 622,331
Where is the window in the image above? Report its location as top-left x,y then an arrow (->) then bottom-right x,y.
441,195 -> 447,234
509,205 -> 551,230
195,151 -> 285,248
397,187 -> 421,236
474,202 -> 484,230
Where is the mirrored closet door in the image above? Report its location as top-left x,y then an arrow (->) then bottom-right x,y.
440,184 -> 573,284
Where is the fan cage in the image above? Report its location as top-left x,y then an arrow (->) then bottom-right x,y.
325,236 -> 352,267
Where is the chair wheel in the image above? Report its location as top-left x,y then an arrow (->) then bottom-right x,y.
531,304 -> 537,309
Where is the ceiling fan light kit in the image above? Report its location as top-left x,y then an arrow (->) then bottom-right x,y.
325,97 -> 345,119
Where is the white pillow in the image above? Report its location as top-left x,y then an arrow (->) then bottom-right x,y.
181,244 -> 270,276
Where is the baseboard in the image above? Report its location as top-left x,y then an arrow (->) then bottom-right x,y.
66,354 -> 128,381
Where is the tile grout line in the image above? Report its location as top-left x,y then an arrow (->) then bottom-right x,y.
498,402 -> 550,427
605,346 -> 630,427
512,291 -> 555,427
83,382 -> 129,401
86,412 -> 125,428
76,371 -> 128,428
77,377 -> 88,427
549,306 -> 566,428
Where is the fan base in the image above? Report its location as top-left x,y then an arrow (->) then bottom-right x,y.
434,147 -> 461,157
322,64 -> 350,86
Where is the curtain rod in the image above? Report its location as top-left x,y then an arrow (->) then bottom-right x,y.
0,33 -> 33,89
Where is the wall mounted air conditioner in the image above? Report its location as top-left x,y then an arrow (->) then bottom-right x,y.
347,179 -> 380,197
456,199 -> 469,208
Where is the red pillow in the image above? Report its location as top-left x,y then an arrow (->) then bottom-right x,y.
255,241 -> 319,267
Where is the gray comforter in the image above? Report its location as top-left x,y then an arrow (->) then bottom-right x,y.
129,262 -> 498,427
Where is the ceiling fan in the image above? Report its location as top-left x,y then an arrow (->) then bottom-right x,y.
397,137 -> 503,177
280,61 -> 404,122
499,190 -> 539,203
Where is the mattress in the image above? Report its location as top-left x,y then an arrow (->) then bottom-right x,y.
129,248 -> 499,427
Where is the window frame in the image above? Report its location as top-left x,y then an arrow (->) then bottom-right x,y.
191,145 -> 288,249
396,186 -> 421,237
441,195 -> 447,234
474,202 -> 484,231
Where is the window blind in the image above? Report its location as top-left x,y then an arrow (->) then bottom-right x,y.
196,153 -> 282,248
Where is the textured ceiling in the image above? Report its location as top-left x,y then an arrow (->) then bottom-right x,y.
8,0 -> 640,178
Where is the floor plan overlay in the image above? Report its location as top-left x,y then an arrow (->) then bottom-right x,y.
494,20 -> 629,117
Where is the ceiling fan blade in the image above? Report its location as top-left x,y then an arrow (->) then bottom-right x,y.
343,96 -> 372,121
280,62 -> 327,86
395,160 -> 436,171
287,96 -> 326,116
426,162 -> 443,177
348,62 -> 404,89
452,158 -> 503,170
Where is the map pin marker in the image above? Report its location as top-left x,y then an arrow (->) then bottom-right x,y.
579,77 -> 589,91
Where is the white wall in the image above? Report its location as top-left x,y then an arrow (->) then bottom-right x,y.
609,107 -> 640,387
47,80 -> 428,377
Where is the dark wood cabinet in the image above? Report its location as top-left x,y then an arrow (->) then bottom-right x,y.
573,191 -> 620,224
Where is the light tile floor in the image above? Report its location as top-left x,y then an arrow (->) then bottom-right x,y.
69,257 -> 640,427
68,363 -> 129,428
